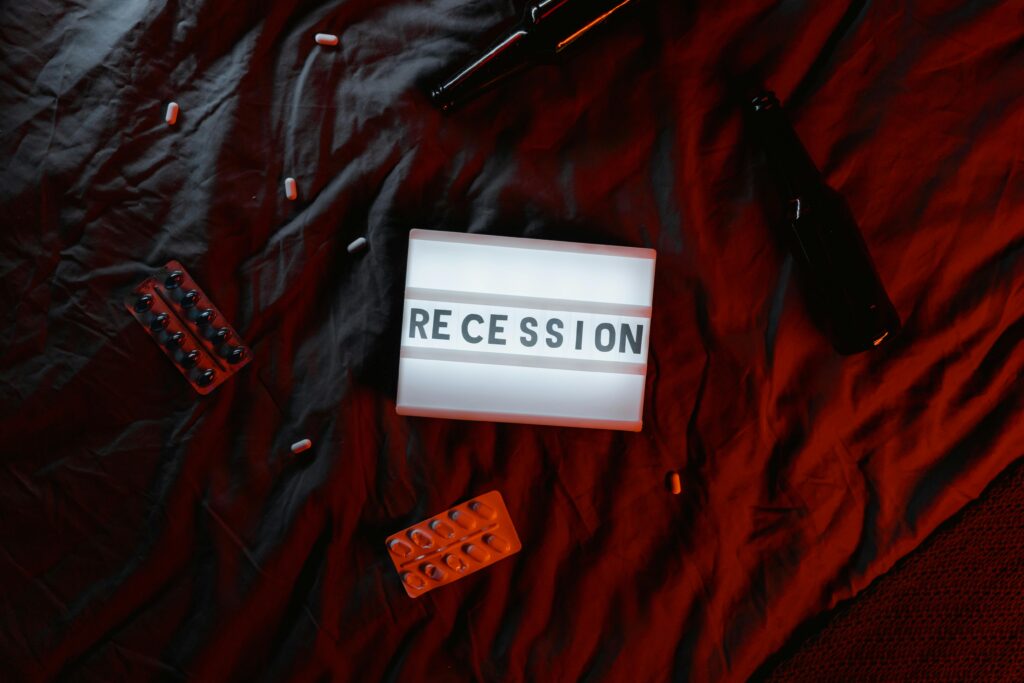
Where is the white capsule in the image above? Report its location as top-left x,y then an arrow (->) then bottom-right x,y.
346,236 -> 368,254
165,102 -> 179,125
290,438 -> 312,454
284,177 -> 298,201
315,33 -> 339,46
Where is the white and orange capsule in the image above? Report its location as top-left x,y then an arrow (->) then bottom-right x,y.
165,102 -> 179,125
315,33 -> 339,46
284,177 -> 298,201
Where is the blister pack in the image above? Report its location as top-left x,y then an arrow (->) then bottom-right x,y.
125,260 -> 251,394
385,491 -> 521,598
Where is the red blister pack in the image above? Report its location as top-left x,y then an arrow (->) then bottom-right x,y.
385,491 -> 522,598
124,260 -> 251,394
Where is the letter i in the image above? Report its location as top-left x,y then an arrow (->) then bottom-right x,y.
575,320 -> 584,350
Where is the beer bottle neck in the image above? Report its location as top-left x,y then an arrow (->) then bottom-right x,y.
748,92 -> 823,199
430,29 -> 534,112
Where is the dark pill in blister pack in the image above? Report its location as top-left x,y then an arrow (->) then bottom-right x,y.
124,260 -> 251,395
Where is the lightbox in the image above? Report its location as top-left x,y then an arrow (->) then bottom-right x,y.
396,229 -> 656,431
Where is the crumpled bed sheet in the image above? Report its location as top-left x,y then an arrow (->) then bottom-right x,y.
1,0 -> 1022,680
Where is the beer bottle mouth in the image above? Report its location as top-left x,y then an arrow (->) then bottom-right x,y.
429,86 -> 456,112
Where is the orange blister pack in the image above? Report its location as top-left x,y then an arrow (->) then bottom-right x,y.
385,491 -> 521,598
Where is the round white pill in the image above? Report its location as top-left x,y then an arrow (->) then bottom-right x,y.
315,33 -> 339,46
284,177 -> 298,201
165,102 -> 179,125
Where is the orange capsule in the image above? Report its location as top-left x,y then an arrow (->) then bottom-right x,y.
666,471 -> 682,495
402,572 -> 426,590
468,500 -> 497,520
408,529 -> 433,548
484,533 -> 510,553
422,563 -> 447,582
388,538 -> 413,558
463,543 -> 491,564
449,509 -> 477,530
429,519 -> 456,539
444,553 -> 467,572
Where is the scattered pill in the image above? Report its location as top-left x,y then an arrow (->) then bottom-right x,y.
165,102 -> 179,125
666,471 -> 682,495
284,177 -> 298,201
315,33 -> 339,46
484,533 -> 510,553
290,438 -> 312,454
347,236 -> 368,254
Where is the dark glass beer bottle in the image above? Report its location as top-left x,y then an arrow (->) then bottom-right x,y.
430,0 -> 638,112
747,91 -> 900,354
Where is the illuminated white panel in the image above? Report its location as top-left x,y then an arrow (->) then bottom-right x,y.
396,230 -> 656,431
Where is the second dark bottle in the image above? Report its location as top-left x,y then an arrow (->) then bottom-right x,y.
430,0 -> 639,112
746,91 -> 901,354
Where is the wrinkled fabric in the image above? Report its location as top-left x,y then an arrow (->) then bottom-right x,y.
1,0 -> 1022,681
764,456 -> 1024,681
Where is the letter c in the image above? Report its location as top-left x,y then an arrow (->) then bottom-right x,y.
462,314 -> 484,344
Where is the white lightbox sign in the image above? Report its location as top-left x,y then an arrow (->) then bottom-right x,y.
396,230 -> 656,431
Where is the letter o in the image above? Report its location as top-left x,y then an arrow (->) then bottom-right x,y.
595,322 -> 616,352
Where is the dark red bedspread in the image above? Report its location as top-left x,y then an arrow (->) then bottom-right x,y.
1,0 -> 1022,680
